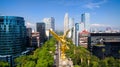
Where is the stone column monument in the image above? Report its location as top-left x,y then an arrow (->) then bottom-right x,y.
49,29 -> 73,67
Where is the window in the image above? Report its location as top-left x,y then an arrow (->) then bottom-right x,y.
0,18 -> 4,22
6,19 -> 8,22
10,20 -> 12,22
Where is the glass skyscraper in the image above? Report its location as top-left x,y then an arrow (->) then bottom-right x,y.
0,16 -> 26,56
81,13 -> 90,32
64,13 -> 69,34
36,22 -> 46,45
43,17 -> 55,39
75,23 -> 80,46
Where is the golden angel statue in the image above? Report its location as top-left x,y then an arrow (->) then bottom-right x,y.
49,29 -> 70,60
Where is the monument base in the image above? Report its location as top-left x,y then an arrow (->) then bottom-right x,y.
59,58 -> 73,67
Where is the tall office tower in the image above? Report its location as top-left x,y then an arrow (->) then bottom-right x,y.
79,22 -> 85,32
64,13 -> 69,34
0,16 -> 26,66
43,17 -> 55,39
72,26 -> 76,44
26,28 -> 32,47
81,13 -> 90,32
31,32 -> 40,47
68,18 -> 74,38
69,18 -> 74,29
26,28 -> 32,37
75,23 -> 80,46
0,16 -> 26,56
36,23 -> 45,45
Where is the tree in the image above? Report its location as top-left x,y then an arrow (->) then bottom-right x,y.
15,37 -> 56,67
102,48 -> 105,59
66,38 -> 91,66
89,61 -> 99,67
0,61 -> 10,67
107,57 -> 116,67
99,59 -> 108,67
24,61 -> 36,67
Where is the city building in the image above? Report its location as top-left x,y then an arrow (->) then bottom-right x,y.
92,45 -> 105,59
104,41 -> 120,59
79,22 -> 85,32
26,28 -> 32,37
72,26 -> 76,45
0,55 -> 12,67
81,13 -> 90,32
69,18 -> 74,29
26,28 -> 32,47
0,16 -> 26,66
0,16 -> 26,56
88,33 -> 120,59
64,13 -> 69,34
76,13 -> 90,47
75,23 -> 80,46
31,32 -> 40,47
43,17 -> 55,39
68,18 -> 74,38
79,30 -> 89,48
36,23 -> 46,45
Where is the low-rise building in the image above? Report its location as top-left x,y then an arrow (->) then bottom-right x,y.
31,32 -> 40,48
88,33 -> 120,59
79,30 -> 89,48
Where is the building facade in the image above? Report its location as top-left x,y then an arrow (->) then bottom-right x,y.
0,16 -> 26,56
79,30 -> 89,48
68,18 -> 74,38
81,13 -> 90,32
79,22 -> 85,32
75,23 -> 80,46
0,55 -> 12,67
0,16 -> 26,66
31,32 -> 40,47
36,22 -> 46,45
64,13 -> 69,34
104,41 -> 120,59
26,28 -> 32,47
26,28 -> 32,37
43,17 -> 55,39
88,33 -> 120,59
69,18 -> 74,29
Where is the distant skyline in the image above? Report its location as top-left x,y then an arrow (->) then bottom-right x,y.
0,0 -> 120,31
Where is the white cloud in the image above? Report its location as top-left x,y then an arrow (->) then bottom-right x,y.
49,0 -> 107,9
91,23 -> 111,27
85,3 -> 100,9
84,0 -> 107,9
26,22 -> 35,28
50,0 -> 85,6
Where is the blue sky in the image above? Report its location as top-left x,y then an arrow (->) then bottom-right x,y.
0,0 -> 120,31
